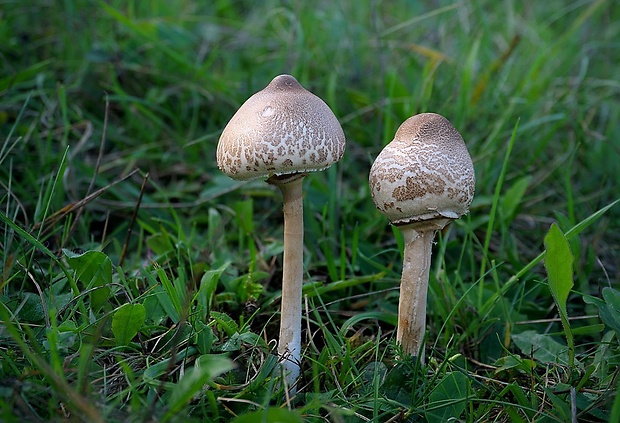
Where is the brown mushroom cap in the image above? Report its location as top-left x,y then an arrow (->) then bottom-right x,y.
369,113 -> 475,226
216,74 -> 346,181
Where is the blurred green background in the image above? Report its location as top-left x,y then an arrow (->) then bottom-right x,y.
2,0 -> 620,421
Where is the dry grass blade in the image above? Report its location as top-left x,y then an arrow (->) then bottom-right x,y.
63,95 -> 111,247
30,168 -> 140,237
119,172 -> 149,267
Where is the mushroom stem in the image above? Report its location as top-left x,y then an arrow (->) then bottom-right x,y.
270,175 -> 305,391
397,220 -> 446,362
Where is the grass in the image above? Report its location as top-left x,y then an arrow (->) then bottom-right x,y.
1,0 -> 620,421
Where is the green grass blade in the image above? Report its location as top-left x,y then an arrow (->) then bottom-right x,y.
0,211 -> 73,283
479,119 -> 520,305
0,94 -> 31,166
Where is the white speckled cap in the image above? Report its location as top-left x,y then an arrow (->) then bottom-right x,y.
369,113 -> 475,226
216,74 -> 346,181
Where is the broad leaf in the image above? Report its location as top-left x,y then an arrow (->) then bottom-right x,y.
380,362 -> 416,407
17,292 -> 45,322
425,371 -> 469,422
494,355 -> 537,375
194,261 -> 230,321
210,311 -> 239,336
194,321 -> 215,355
112,303 -> 146,346
544,223 -> 575,366
64,249 -> 112,311
584,288 -> 620,337
603,288 -> 620,333
512,331 -> 571,366
544,224 -> 574,316
164,354 -> 235,420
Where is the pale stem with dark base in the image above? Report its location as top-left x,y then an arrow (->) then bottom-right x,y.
269,175 -> 306,392
396,219 -> 448,362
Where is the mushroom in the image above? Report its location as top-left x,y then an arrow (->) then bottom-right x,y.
368,113 -> 475,361
216,74 -> 345,390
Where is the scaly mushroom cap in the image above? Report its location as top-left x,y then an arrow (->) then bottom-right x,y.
369,113 -> 475,226
216,74 -> 346,181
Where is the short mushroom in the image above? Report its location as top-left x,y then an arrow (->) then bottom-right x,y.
368,112 -> 475,362
216,74 -> 345,391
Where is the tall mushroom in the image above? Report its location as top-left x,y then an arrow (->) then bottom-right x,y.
216,74 -> 345,390
368,113 -> 475,362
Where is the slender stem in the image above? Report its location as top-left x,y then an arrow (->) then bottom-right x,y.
396,225 -> 436,362
273,176 -> 305,391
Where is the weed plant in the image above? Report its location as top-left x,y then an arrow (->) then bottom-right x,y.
1,1 -> 619,422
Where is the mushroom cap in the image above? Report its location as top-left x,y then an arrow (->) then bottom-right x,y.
368,113 -> 475,226
216,74 -> 346,181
